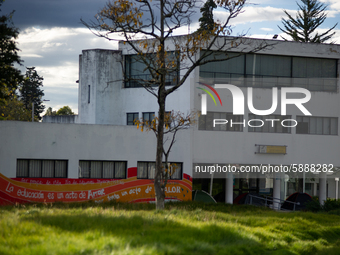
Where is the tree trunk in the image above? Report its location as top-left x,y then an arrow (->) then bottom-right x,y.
154,0 -> 166,210
154,93 -> 166,210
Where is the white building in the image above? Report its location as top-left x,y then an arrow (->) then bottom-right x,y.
1,36 -> 340,206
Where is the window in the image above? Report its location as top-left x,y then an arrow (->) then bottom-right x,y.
127,112 -> 139,125
296,116 -> 338,135
16,159 -> 68,178
142,112 -> 155,124
137,161 -> 182,180
79,160 -> 126,179
88,85 -> 91,103
199,51 -> 337,91
199,112 -> 243,131
248,114 -> 292,133
125,52 -> 179,88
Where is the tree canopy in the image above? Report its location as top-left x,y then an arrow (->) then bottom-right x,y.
19,67 -> 45,120
0,0 -> 23,100
197,0 -> 217,33
278,0 -> 338,43
56,106 -> 75,115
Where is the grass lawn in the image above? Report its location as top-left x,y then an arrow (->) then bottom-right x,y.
1,202 -> 340,255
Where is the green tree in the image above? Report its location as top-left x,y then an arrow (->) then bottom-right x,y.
83,0 -> 269,209
278,0 -> 338,43
44,107 -> 56,116
19,67 -> 45,120
56,106 -> 75,115
0,0 -> 23,100
197,0 -> 217,33
0,95 -> 31,121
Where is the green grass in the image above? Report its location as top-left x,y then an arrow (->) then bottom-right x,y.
1,202 -> 340,255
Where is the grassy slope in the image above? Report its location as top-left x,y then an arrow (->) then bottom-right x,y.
0,202 -> 340,255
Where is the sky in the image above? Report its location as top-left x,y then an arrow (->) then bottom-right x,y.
1,0 -> 340,114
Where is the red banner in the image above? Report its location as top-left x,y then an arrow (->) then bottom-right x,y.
0,169 -> 192,206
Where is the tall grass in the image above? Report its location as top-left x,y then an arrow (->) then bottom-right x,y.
0,202 -> 339,255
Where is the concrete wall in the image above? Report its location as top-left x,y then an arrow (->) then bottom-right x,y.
78,49 -> 124,125
0,121 -> 192,179
42,115 -> 78,123
78,47 -> 194,126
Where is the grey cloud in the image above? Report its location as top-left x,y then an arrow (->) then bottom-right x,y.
1,0 -> 107,30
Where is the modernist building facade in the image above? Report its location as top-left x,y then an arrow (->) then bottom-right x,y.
1,36 -> 339,206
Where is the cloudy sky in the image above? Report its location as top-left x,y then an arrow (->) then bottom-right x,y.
2,0 -> 340,114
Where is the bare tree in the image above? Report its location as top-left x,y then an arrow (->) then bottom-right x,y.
134,111 -> 198,202
82,0 -> 270,210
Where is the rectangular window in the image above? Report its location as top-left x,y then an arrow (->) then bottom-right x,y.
296,116 -> 338,135
127,112 -> 139,125
137,161 -> 182,180
88,85 -> 91,103
199,112 -> 243,131
199,51 -> 337,91
248,114 -> 292,133
142,112 -> 155,124
125,52 -> 179,88
16,159 -> 68,178
79,160 -> 127,179
200,51 -> 245,86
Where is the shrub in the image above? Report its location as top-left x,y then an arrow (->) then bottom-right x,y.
323,198 -> 340,212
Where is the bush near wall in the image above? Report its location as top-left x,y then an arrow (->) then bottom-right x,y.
306,197 -> 340,214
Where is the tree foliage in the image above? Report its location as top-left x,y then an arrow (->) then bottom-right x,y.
197,0 -> 217,33
19,67 -> 45,120
56,106 -> 75,115
278,0 -> 338,43
0,95 -> 31,121
0,0 -> 23,100
44,107 -> 56,116
83,0 -> 269,209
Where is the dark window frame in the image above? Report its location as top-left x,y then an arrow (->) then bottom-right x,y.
16,159 -> 68,178
142,112 -> 155,124
199,51 -> 338,92
127,112 -> 139,125
296,116 -> 338,135
137,161 -> 183,180
124,52 -> 180,88
79,160 -> 127,179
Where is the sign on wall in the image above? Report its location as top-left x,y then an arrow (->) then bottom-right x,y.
255,144 -> 287,154
0,168 -> 192,206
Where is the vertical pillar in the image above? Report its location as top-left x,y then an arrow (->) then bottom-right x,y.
319,172 -> 327,205
335,178 -> 339,200
225,173 -> 233,204
313,182 -> 317,196
273,174 -> 281,210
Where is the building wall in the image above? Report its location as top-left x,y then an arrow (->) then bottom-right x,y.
0,121 -> 192,179
78,47 -> 194,125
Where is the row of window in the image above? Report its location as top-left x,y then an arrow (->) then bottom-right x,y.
127,112 -> 172,126
127,112 -> 155,125
137,162 -> 182,180
17,159 -> 68,178
199,52 -> 338,91
198,112 -> 338,135
16,159 -> 183,180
